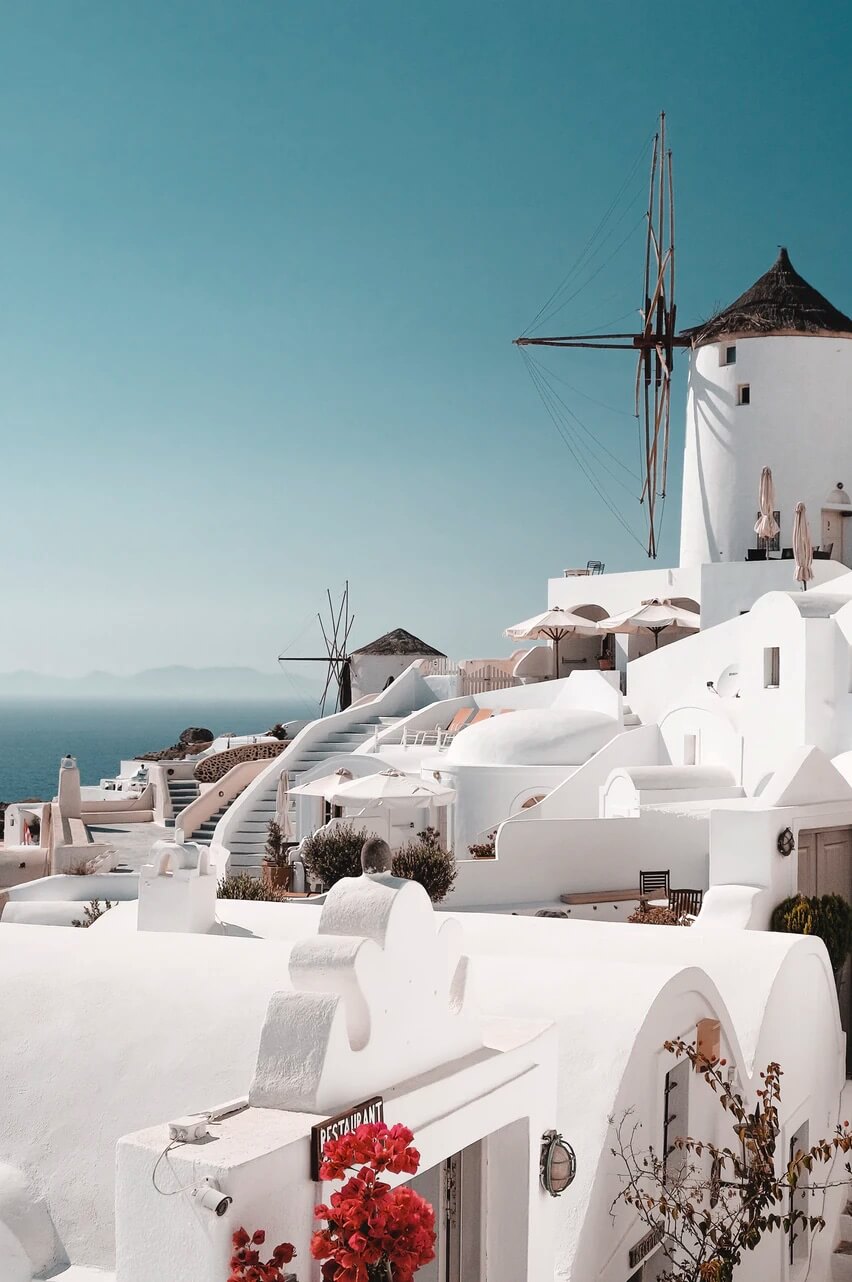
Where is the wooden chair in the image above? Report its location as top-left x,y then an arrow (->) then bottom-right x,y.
639,869 -> 670,905
669,888 -> 704,920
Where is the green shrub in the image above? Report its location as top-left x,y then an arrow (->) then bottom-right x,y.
217,872 -> 283,901
71,899 -> 113,927
264,819 -> 290,868
392,827 -> 456,904
301,822 -> 369,890
771,893 -> 852,974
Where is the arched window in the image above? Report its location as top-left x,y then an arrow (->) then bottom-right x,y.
521,794 -> 546,810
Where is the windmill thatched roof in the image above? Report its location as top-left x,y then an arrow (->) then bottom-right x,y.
683,248 -> 852,346
353,628 -> 445,658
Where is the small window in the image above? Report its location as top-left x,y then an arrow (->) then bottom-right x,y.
737,383 -> 751,405
764,647 -> 780,688
521,794 -> 546,810
683,734 -> 697,766
789,1121 -> 810,1266
663,1059 -> 690,1185
722,344 -> 737,365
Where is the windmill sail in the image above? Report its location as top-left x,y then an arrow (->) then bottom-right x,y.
515,113 -> 689,558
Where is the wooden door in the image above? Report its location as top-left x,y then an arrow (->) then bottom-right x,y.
409,1144 -> 482,1282
797,829 -> 816,897
798,827 -> 852,1069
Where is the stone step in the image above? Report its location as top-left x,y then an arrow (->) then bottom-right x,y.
623,714 -> 641,726
833,1240 -> 852,1282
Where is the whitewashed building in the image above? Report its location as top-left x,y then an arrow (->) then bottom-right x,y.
0,861 -> 845,1282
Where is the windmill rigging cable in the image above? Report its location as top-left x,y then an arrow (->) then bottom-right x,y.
532,212 -> 647,333
522,130 -> 654,337
525,353 -> 640,482
527,361 -> 640,503
527,350 -> 637,418
521,349 -> 647,553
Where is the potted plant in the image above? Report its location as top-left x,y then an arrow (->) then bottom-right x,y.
468,830 -> 496,860
262,819 -> 293,895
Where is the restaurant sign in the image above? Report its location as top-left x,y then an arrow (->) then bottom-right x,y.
310,1096 -> 385,1180
628,1224 -> 663,1269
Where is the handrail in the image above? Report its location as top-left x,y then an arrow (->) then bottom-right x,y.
174,758 -> 269,843
213,662 -> 439,857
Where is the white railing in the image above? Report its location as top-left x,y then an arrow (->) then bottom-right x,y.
174,758 -> 270,844
417,657 -> 519,695
212,662 -> 439,858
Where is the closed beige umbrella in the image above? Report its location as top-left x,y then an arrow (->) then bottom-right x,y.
275,770 -> 295,840
754,467 -> 780,542
793,502 -> 813,590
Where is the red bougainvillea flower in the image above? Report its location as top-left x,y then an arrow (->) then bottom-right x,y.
312,1123 -> 436,1282
229,1227 -> 296,1282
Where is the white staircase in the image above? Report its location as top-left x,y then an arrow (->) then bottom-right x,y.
222,714 -> 388,871
833,1202 -> 852,1280
623,701 -> 641,727
165,778 -> 199,826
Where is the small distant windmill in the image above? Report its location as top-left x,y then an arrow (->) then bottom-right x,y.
279,582 -> 355,715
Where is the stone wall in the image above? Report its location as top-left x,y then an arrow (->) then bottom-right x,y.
193,741 -> 286,784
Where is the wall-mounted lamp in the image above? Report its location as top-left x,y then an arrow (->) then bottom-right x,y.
540,1130 -> 576,1197
777,827 -> 795,857
706,681 -> 719,696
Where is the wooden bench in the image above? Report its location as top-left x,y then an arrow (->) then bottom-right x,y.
559,888 -> 641,905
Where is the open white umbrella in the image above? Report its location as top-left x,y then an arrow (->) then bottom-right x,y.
331,768 -> 455,808
754,466 -> 780,542
290,767 -> 354,798
274,770 -> 295,840
596,598 -> 700,649
504,606 -> 598,678
793,501 -> 813,590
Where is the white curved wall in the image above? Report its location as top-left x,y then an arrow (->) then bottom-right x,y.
680,335 -> 852,566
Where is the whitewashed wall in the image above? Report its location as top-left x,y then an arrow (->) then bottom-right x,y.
680,335 -> 852,566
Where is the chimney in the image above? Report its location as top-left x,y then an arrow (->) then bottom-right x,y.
137,840 -> 216,934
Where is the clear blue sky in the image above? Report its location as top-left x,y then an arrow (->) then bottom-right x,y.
3,0 -> 851,678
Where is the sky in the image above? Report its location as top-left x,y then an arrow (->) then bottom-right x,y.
2,1 -> 852,682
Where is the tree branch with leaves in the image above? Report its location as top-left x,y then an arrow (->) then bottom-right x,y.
610,1039 -> 852,1282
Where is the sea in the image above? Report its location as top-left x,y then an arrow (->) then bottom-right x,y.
0,698 -> 313,802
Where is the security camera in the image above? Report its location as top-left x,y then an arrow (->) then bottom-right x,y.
191,1179 -> 233,1217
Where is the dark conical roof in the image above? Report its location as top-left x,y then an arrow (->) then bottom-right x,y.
684,247 -> 852,345
353,628 -> 445,657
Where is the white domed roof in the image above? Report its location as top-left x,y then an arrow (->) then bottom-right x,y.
832,751 -> 852,785
445,708 -> 617,767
